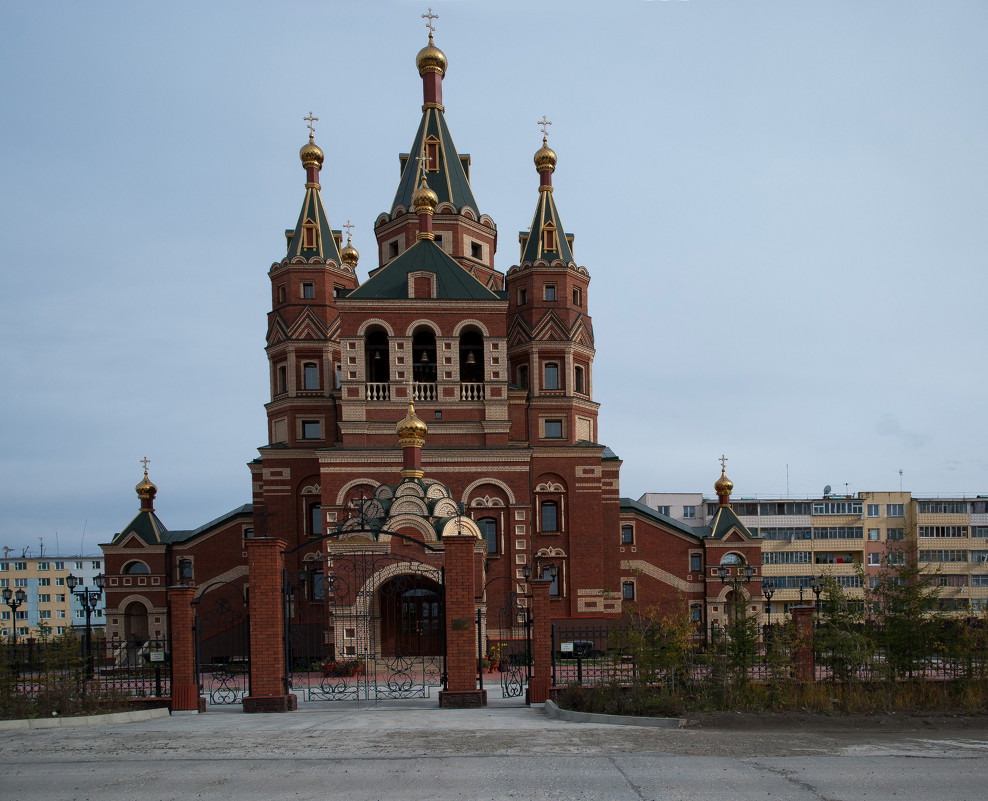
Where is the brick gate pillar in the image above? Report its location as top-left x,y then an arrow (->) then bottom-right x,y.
243,537 -> 297,713
792,605 -> 815,682
439,532 -> 487,708
168,585 -> 203,712
527,579 -> 553,704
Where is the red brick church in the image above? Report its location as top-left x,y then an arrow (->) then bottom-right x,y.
100,24 -> 762,665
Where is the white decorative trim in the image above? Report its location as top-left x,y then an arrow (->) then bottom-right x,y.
356,318 -> 395,337
452,319 -> 491,337
334,478 -> 382,506
404,318 -> 442,336
461,477 -> 516,505
301,484 -> 320,496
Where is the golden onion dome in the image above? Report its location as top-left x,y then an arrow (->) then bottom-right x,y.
534,137 -> 557,173
411,176 -> 438,214
340,235 -> 359,267
396,400 -> 428,445
136,469 -> 158,502
416,34 -> 447,76
299,135 -> 324,169
714,467 -> 734,497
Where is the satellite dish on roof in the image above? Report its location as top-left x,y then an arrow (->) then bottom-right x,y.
823,485 -> 832,496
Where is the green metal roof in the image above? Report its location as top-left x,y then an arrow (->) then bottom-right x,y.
519,189 -> 574,264
392,107 -> 479,216
110,510 -> 170,546
285,185 -> 344,263
346,238 -> 500,300
706,505 -> 754,540
619,497 -> 701,540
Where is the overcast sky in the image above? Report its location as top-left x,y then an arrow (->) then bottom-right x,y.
1,0 -> 986,557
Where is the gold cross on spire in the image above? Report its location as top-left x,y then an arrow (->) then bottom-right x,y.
303,111 -> 318,136
342,219 -> 355,238
415,150 -> 432,178
719,454 -> 728,471
140,456 -> 151,474
537,115 -> 552,139
422,7 -> 439,36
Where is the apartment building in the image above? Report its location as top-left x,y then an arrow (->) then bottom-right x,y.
0,555 -> 104,639
638,491 -> 988,620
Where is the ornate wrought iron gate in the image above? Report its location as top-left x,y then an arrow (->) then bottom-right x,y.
193,581 -> 250,706
492,590 -> 531,698
285,551 -> 446,702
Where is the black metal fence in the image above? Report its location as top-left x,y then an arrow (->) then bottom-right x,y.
1,634 -> 171,711
549,620 -> 988,688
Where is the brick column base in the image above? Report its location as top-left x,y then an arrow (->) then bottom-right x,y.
243,537 -> 296,713
527,580 -> 552,705
243,694 -> 298,713
438,534 -> 486,709
167,586 -> 202,712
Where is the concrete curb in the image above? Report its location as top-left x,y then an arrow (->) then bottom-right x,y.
544,699 -> 684,729
0,706 -> 170,731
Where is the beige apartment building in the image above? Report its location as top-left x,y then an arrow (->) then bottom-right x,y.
639,491 -> 988,621
0,554 -> 104,640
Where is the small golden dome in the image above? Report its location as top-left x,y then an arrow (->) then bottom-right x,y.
340,235 -> 359,267
396,400 -> 428,445
411,176 -> 438,215
416,34 -> 447,76
714,467 -> 734,497
299,135 -> 324,169
534,137 -> 557,173
136,469 -> 158,502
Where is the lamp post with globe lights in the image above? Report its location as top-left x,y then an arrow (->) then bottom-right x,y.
66,572 -> 104,679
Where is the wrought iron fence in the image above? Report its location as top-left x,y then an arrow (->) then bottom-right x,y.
1,635 -> 171,705
548,619 -> 988,688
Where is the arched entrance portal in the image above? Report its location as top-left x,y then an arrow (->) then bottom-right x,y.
123,601 -> 149,643
380,575 -> 443,657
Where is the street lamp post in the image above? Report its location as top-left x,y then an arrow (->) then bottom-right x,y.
810,575 -> 824,623
66,572 -> 104,679
761,579 -> 776,628
2,587 -> 28,646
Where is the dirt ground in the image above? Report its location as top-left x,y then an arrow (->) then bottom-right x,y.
687,709 -> 988,732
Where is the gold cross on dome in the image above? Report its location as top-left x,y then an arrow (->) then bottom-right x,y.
140,456 -> 151,473
415,150 -> 432,176
537,115 -> 552,138
719,454 -> 728,471
422,8 -> 439,36
342,220 -> 355,238
303,111 -> 318,136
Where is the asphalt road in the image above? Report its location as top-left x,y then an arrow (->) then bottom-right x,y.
2,702 -> 986,801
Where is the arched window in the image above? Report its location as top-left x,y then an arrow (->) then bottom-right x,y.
690,605 -> 702,623
720,553 -> 743,565
517,365 -> 529,390
541,501 -> 558,532
543,363 -> 559,390
574,365 -> 585,394
123,561 -> 149,575
479,518 -> 497,554
621,525 -> 634,545
309,503 -> 322,537
277,365 -> 287,394
458,329 -> 484,385
412,328 -> 437,385
303,362 -> 319,390
364,329 -> 390,384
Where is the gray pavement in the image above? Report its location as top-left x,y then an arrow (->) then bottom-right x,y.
2,697 -> 987,800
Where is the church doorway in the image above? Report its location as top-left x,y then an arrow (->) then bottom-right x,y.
123,601 -> 149,643
380,577 -> 443,657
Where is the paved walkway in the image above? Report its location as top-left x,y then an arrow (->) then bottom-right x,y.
3,698 -> 987,800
